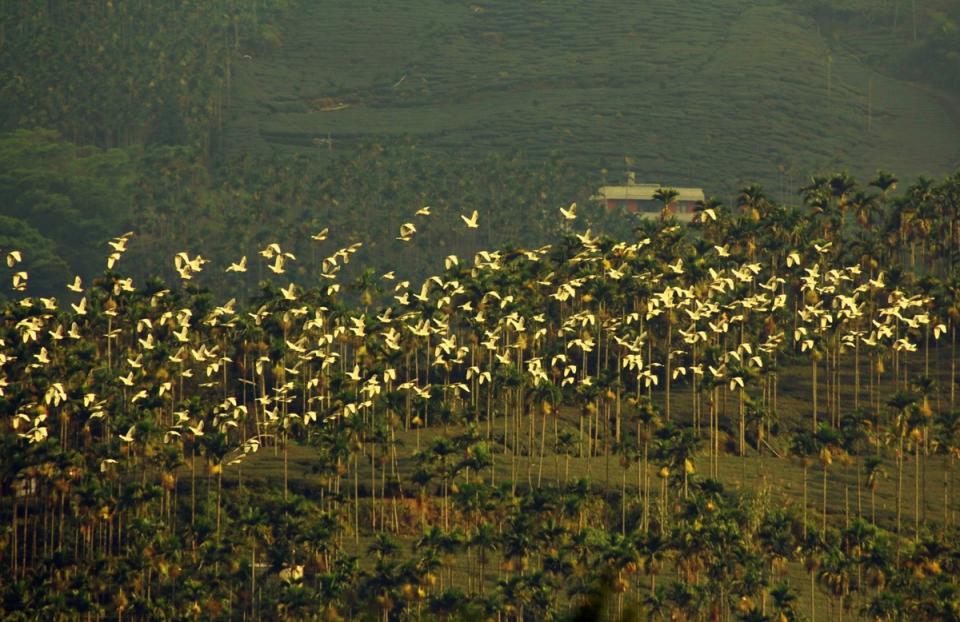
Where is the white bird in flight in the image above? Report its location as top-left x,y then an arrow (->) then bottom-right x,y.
559,202 -> 577,220
699,208 -> 718,222
397,222 -> 417,241
108,237 -> 129,253
12,271 -> 27,291
280,283 -> 297,301
226,256 -> 247,273
268,255 -> 286,274
119,425 -> 136,443
259,243 -> 281,259
461,210 -> 479,228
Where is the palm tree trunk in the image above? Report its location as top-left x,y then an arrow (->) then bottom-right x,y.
283,428 -> 289,501
642,443 -> 649,533
216,467 -> 222,544
250,545 -> 256,619
915,441 -> 921,538
354,453 -> 360,543
951,324 -> 956,409
944,457 -> 950,527
854,341 -> 860,410
822,464 -> 828,532
856,459 -> 862,520
896,437 -> 904,561
812,356 -> 818,431
10,498 -> 16,577
665,321 -> 672,421
621,467 -> 627,535
739,388 -> 745,457
811,570 -> 816,622
191,448 -> 196,525
537,409 -> 547,487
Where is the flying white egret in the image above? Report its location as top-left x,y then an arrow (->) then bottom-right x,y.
268,255 -> 286,274
259,243 -> 281,259
226,256 -> 247,272
397,222 -> 417,241
461,210 -> 479,228
12,271 -> 27,291
173,326 -> 190,343
119,425 -> 136,443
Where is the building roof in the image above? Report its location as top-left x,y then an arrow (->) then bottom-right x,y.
598,184 -> 705,203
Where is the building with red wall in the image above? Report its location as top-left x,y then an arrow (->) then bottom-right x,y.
596,174 -> 705,221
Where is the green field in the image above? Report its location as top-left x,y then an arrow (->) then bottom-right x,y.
225,0 -> 960,196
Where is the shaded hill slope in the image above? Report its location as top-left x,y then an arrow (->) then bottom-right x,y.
225,0 -> 960,196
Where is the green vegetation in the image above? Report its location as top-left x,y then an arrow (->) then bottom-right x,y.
3,0 -> 958,295
0,129 -> 599,295
3,2 -> 960,620
0,0 -> 289,151
0,170 -> 959,620
226,0 -> 959,193
792,0 -> 960,95
0,129 -> 135,293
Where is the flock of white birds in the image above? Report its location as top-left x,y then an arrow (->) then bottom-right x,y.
3,201 -> 945,479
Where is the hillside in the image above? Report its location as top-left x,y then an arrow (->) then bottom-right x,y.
225,0 -> 960,196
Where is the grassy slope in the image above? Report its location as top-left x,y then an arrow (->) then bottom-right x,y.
223,350 -> 958,619
225,0 -> 959,196
219,4 -> 959,615
237,351 -> 958,527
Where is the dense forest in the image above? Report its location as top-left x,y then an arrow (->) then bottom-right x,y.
1,169 -> 959,621
2,1 -> 960,621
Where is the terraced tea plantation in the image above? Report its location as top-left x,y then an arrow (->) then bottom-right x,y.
226,0 -> 959,194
